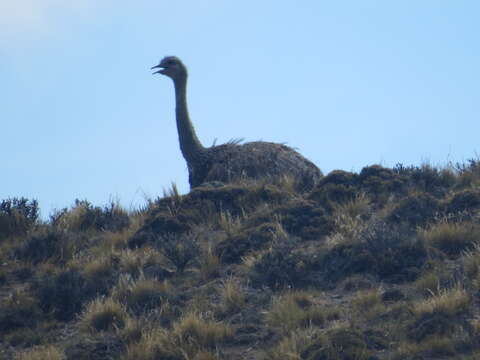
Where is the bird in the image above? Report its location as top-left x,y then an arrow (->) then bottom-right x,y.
151,56 -> 322,191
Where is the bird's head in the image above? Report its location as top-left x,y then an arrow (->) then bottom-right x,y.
151,56 -> 187,80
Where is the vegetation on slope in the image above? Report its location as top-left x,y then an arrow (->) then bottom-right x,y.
1,160 -> 480,359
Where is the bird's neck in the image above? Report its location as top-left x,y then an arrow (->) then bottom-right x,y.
173,75 -> 204,165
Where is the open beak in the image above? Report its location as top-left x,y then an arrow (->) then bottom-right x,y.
151,63 -> 165,75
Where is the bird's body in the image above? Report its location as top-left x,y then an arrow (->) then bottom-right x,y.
152,56 -> 322,191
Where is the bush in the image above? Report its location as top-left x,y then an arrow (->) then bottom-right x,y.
309,170 -> 359,211
388,192 -> 440,227
446,189 -> 480,215
0,289 -> 40,332
215,222 -> 279,264
393,163 -> 456,196
320,219 -> 427,283
32,268 -> 95,321
14,229 -> 74,264
0,197 -> 39,239
250,238 -> 312,289
155,233 -> 200,273
52,200 -> 130,232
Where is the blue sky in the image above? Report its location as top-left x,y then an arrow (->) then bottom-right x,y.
1,1 -> 479,216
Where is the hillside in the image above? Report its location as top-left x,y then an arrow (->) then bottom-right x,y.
1,161 -> 480,360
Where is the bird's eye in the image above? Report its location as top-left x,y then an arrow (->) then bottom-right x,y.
167,60 -> 175,65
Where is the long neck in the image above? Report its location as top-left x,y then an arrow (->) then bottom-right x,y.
173,75 -> 204,165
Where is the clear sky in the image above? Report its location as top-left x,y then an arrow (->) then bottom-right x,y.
1,1 -> 479,216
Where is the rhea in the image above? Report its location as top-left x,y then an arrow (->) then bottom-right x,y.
152,56 -> 322,190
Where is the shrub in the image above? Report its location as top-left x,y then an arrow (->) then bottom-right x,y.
215,222 -> 279,264
32,268 -> 95,321
250,237 -> 312,289
446,188 -> 480,215
0,197 -> 39,239
321,219 -> 427,283
0,289 -> 40,332
52,199 -> 130,232
14,229 -> 74,264
393,163 -> 456,196
359,165 -> 407,200
309,170 -> 358,204
388,192 -> 440,226
155,233 -> 200,273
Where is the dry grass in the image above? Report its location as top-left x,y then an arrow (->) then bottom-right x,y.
413,263 -> 451,295
219,277 -> 246,314
395,336 -> 456,359
15,345 -> 64,360
124,327 -> 174,360
125,312 -> 233,359
266,291 -> 330,334
351,288 -> 385,320
79,296 -> 129,333
113,274 -> 170,314
419,220 -> 480,257
463,242 -> 480,277
173,311 -> 234,348
198,245 -> 221,280
264,327 -> 317,360
217,210 -> 245,236
82,255 -> 114,281
413,286 -> 470,317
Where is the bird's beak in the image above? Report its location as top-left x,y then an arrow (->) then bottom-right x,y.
151,63 -> 165,74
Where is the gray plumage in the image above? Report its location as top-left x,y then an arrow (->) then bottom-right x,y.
152,56 -> 322,190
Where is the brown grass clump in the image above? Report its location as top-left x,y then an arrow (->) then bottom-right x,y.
125,312 -> 232,359
265,328 -> 318,360
351,289 -> 385,320
219,277 -> 246,314
266,291 -> 332,334
79,296 -> 129,333
15,345 -> 64,360
198,245 -> 222,280
173,311 -> 234,348
413,286 -> 470,317
124,327 -> 178,360
113,275 -> 170,314
419,220 -> 480,257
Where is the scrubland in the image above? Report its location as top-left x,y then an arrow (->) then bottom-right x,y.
2,160 -> 480,359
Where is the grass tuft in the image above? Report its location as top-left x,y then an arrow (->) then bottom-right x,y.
79,296 -> 129,333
